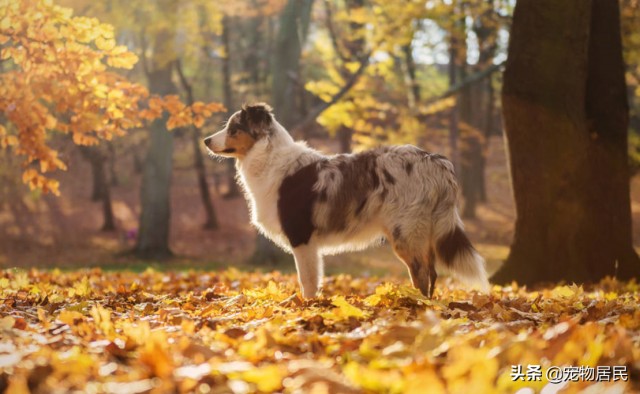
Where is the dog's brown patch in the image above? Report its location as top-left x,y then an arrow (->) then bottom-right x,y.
323,152 -> 381,232
224,130 -> 258,157
241,103 -> 273,136
278,162 -> 319,247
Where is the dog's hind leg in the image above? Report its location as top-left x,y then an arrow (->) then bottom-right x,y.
292,244 -> 323,298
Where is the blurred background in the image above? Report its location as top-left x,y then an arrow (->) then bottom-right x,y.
1,0 -> 639,278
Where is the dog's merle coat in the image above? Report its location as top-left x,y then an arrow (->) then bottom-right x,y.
204,104 -> 490,298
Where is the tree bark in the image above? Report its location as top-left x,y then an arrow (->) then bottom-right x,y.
107,142 -> 119,187
447,16 -> 461,171
337,126 -> 353,153
272,0 -> 314,128
402,44 -> 421,109
79,145 -> 115,231
175,60 -> 219,230
222,15 -> 242,199
494,0 -> 640,284
80,146 -> 106,201
251,0 -> 313,266
135,12 -> 177,259
101,176 -> 115,231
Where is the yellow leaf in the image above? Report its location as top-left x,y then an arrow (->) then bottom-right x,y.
107,50 -> 138,69
364,294 -> 381,306
327,295 -> 369,319
58,310 -> 84,326
95,36 -> 115,51
551,285 -> 575,298
241,365 -> 284,392
405,369 -> 446,394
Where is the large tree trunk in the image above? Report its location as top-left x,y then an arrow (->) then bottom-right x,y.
494,0 -> 640,284
135,18 -> 177,259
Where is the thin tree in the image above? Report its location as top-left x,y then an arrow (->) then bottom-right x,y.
175,59 -> 219,230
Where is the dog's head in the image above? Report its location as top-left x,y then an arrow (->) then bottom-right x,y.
204,103 -> 274,158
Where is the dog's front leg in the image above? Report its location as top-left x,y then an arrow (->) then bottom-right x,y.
292,244 -> 323,298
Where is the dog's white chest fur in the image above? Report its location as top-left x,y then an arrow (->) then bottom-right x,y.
240,171 -> 281,236
236,140 -> 314,250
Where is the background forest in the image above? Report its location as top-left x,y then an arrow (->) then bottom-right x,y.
1,1 -> 640,393
2,0 -> 640,282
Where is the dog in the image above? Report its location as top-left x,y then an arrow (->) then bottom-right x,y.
204,103 -> 490,298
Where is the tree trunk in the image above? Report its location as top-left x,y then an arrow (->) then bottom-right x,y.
459,124 -> 483,219
107,142 -> 119,187
79,145 -> 115,231
135,17 -> 177,259
250,0 -> 313,266
101,177 -> 115,231
194,133 -> 219,230
222,15 -> 242,199
454,3 -> 483,220
402,44 -> 421,109
473,1 -> 499,204
337,126 -> 353,153
448,27 -> 460,171
272,0 -> 314,127
175,60 -> 219,230
494,0 -> 640,284
81,147 -> 106,202
478,76 -> 494,202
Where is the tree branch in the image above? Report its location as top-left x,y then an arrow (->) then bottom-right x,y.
324,0 -> 349,63
174,58 -> 194,105
139,29 -> 151,77
422,60 -> 505,108
291,52 -> 371,133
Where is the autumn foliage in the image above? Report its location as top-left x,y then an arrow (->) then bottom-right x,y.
0,268 -> 638,393
0,0 -> 224,195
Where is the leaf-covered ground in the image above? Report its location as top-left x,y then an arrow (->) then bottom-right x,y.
0,269 -> 638,393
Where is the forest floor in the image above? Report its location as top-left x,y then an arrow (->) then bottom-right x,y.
0,268 -> 638,393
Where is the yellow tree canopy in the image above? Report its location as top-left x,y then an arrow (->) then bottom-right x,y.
0,0 -> 224,194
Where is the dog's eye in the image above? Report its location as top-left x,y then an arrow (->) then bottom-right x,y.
228,126 -> 238,136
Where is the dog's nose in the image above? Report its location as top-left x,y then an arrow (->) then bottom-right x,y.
203,137 -> 212,148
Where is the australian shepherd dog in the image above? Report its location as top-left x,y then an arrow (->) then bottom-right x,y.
204,103 -> 490,298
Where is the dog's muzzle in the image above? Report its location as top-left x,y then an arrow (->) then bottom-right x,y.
203,136 -> 213,148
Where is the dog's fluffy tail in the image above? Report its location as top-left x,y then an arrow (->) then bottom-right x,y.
433,212 -> 490,292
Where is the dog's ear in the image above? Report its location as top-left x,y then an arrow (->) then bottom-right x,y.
240,103 -> 273,134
